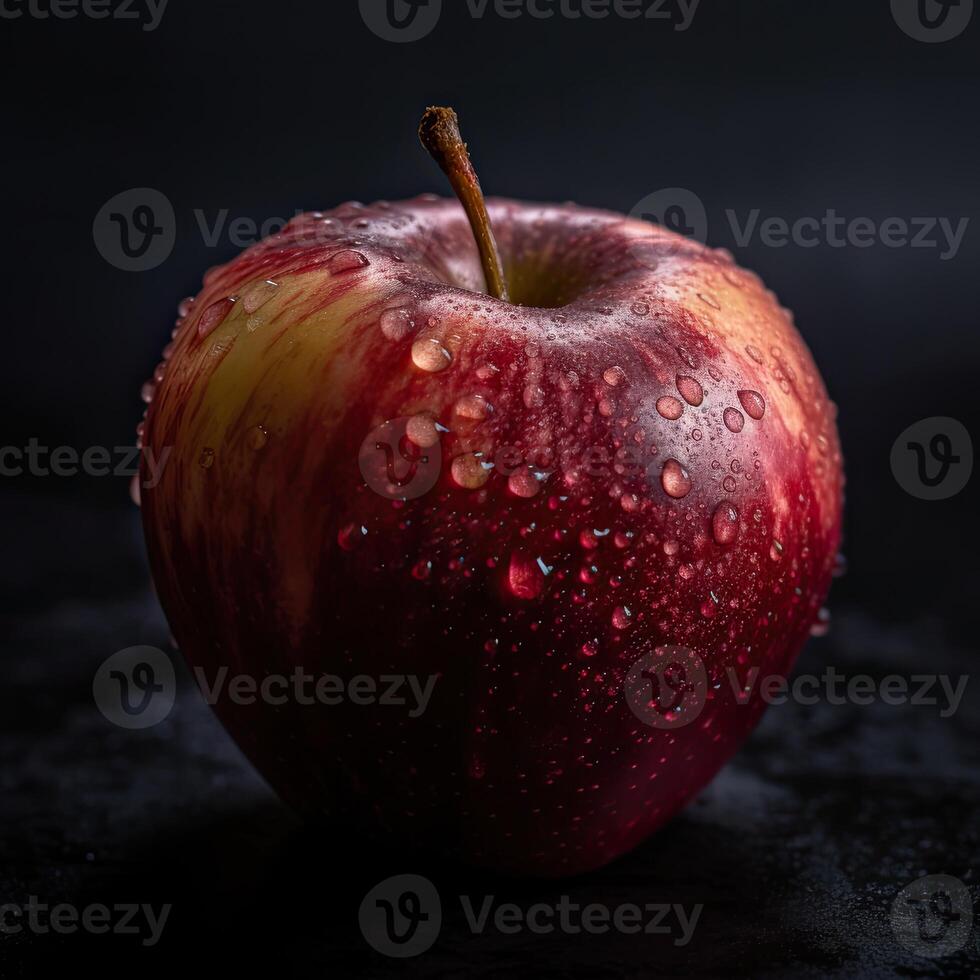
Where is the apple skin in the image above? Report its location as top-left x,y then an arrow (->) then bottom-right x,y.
140,195 -> 843,877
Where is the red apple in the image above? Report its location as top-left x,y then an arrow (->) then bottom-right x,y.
139,109 -> 843,876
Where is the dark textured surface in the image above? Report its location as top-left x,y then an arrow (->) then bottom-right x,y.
1,496 -> 977,977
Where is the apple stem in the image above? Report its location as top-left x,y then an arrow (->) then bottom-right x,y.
419,106 -> 510,303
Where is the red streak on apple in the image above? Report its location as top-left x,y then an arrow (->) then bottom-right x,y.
139,191 -> 843,877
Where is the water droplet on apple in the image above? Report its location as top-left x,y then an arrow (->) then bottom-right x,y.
242,279 -> 280,314
700,597 -> 719,618
197,298 -> 235,339
454,394 -> 492,420
663,539 -> 680,556
198,447 -> 215,469
380,307 -> 416,341
411,337 -> 452,373
406,414 -> 440,448
508,468 -> 541,499
722,475 -> 737,493
656,396 -> 684,420
603,366 -> 626,388
722,407 -> 745,433
452,452 -> 490,489
612,606 -> 632,629
247,425 -> 268,450
676,375 -> 704,406
712,502 -> 739,544
630,302 -> 650,317
338,523 -> 365,551
698,292 -> 721,310
523,386 -> 545,409
661,459 -> 692,498
328,250 -> 369,273
508,551 -> 545,599
770,540 -> 784,561
140,381 -> 155,404
745,344 -> 763,364
580,639 -> 599,658
737,390 -> 766,420
177,296 -> 195,318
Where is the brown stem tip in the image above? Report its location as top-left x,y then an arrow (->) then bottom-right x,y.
418,106 -> 509,302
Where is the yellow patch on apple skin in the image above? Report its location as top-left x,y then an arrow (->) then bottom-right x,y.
144,269 -> 392,646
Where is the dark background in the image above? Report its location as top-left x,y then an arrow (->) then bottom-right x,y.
2,1 -> 978,976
